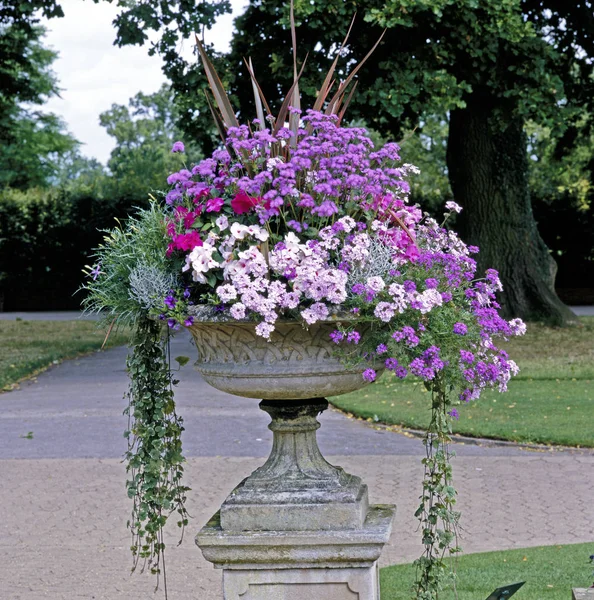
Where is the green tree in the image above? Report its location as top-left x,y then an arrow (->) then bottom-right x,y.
98,84 -> 201,200
0,21 -> 78,189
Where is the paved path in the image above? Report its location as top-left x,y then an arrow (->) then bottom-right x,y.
0,330 -> 593,599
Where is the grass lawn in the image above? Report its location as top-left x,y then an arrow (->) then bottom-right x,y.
331,317 -> 594,447
0,319 -> 130,391
380,542 -> 594,600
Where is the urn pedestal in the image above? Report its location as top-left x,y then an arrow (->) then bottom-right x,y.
188,319 -> 395,600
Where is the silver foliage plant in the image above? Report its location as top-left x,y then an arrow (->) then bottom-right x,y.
347,237 -> 396,288
129,263 -> 181,311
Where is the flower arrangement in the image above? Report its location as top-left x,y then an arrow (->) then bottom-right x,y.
154,111 -> 523,402
83,20 -> 525,600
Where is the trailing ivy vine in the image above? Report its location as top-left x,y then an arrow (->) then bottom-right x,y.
124,317 -> 189,596
414,378 -> 461,599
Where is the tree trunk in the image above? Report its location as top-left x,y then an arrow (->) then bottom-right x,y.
446,95 -> 576,326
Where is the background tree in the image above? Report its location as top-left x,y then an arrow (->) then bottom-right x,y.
98,84 -> 201,199
0,18 -> 78,189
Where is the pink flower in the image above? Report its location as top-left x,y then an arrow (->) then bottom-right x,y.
193,187 -> 211,203
231,190 -> 260,214
173,231 -> 203,252
184,211 -> 196,229
206,197 -> 224,212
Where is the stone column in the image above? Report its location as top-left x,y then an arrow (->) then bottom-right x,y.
196,399 -> 395,600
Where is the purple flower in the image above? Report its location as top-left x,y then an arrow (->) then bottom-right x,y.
171,141 -> 185,153
90,263 -> 101,280
453,322 -> 468,335
385,358 -> 399,370
376,343 -> 388,355
347,331 -> 361,344
448,408 -> 460,420
183,288 -> 191,299
330,330 -> 344,344
164,294 -> 177,310
395,366 -> 408,379
362,368 -> 377,382
463,368 -> 476,382
425,278 -> 439,289
167,318 -> 177,329
351,283 -> 366,295
460,350 -> 474,364
287,220 -> 303,232
403,280 -> 416,293
166,189 -> 182,205
184,317 -> 194,327
441,292 -> 452,303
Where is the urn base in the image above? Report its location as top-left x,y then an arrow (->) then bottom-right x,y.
197,505 -> 396,600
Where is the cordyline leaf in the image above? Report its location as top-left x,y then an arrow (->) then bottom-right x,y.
194,34 -> 238,130
337,80 -> 358,125
326,29 -> 387,114
243,58 -> 273,117
273,55 -> 308,137
204,90 -> 228,144
289,0 -> 301,146
313,13 -> 357,112
247,57 -> 266,130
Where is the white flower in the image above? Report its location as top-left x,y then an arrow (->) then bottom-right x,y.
246,224 -> 269,242
445,201 -> 463,214
255,322 -> 276,339
184,242 -> 219,284
337,216 -> 356,233
508,318 -> 527,336
230,222 -> 249,240
366,276 -> 386,292
374,302 -> 396,322
216,215 -> 229,231
402,163 -> 421,175
266,157 -> 284,171
230,303 -> 246,319
416,289 -> 443,314
217,284 -> 238,302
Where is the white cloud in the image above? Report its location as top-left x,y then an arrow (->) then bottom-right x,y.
42,0 -> 247,164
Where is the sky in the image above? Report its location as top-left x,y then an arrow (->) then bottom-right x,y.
42,0 -> 247,165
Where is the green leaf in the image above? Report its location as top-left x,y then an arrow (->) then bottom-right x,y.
174,356 -> 190,367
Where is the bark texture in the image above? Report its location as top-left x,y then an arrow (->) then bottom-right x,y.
446,95 -> 576,326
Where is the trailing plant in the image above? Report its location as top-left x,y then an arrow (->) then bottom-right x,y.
414,380 -> 460,599
125,318 -> 189,593
83,204 -> 189,598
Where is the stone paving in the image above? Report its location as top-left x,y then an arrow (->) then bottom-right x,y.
0,326 -> 593,599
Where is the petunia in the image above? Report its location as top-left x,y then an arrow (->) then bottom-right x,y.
205,197 -> 224,213
231,190 -> 260,214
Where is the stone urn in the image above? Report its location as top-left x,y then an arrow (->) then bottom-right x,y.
187,316 -> 395,600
